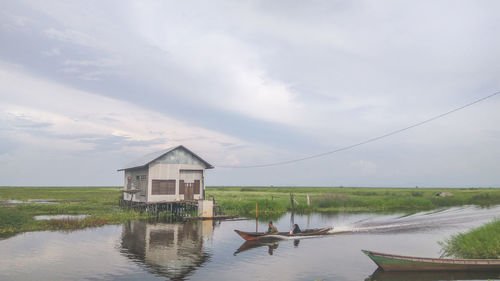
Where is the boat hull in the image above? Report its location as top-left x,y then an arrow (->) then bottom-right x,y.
234,227 -> 332,241
366,268 -> 500,281
362,250 -> 500,272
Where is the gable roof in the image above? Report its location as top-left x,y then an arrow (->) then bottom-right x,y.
117,145 -> 214,171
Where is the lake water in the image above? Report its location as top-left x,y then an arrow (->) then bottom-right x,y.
34,215 -> 88,220
1,206 -> 499,281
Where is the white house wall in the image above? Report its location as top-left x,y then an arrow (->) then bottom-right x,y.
179,170 -> 203,181
155,148 -> 207,166
122,146 -> 210,203
147,163 -> 205,202
123,168 -> 148,202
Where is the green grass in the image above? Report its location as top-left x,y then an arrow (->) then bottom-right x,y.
0,186 -> 120,202
440,220 -> 500,259
0,186 -> 152,237
1,186 -> 500,238
206,186 -> 500,215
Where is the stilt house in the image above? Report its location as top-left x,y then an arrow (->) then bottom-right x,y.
118,145 -> 214,203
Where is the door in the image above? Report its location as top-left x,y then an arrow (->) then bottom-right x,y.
179,170 -> 202,201
184,183 -> 194,200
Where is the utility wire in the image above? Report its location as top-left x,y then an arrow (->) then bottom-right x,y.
217,90 -> 500,169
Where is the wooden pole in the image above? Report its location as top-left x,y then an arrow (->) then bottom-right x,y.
256,202 -> 258,232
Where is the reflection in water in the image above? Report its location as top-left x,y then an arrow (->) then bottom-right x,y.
234,240 -> 279,256
234,239 -> 301,256
267,243 -> 278,255
120,220 -> 214,281
365,269 -> 500,281
1,206 -> 499,281
293,239 -> 300,247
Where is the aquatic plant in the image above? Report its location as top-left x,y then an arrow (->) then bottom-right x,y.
208,186 -> 500,214
440,220 -> 500,259
2,186 -> 500,237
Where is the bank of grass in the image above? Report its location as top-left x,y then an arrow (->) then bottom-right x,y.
440,220 -> 500,259
1,186 -> 500,237
0,186 -> 152,237
207,186 -> 500,216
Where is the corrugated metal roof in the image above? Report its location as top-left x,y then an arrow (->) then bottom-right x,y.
117,145 -> 214,171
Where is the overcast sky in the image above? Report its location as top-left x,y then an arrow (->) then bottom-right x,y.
1,0 -> 499,187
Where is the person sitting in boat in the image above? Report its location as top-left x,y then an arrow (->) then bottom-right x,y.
266,221 -> 279,235
290,224 -> 301,235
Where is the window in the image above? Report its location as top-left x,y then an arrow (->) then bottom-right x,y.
127,176 -> 132,190
138,175 -> 147,196
152,180 -> 176,195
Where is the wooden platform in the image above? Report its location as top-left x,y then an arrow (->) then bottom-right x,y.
119,199 -> 198,217
119,199 -> 229,219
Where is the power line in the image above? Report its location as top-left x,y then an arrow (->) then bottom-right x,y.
217,90 -> 500,169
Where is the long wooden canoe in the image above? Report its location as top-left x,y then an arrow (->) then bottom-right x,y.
362,250 -> 500,271
234,227 -> 332,241
366,268 -> 500,281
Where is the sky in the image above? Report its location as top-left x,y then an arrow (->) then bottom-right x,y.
1,0 -> 499,187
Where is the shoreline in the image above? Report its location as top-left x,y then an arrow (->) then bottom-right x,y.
1,186 -> 500,237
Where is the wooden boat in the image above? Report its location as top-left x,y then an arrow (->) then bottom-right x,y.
366,268 -> 500,281
362,250 -> 500,272
234,227 -> 332,241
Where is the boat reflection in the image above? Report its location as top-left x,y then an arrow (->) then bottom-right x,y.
120,220 -> 214,281
365,269 -> 500,281
234,239 -> 300,256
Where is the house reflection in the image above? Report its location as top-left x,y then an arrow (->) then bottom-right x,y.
121,220 -> 213,281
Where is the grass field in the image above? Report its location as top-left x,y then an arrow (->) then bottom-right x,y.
0,187 -> 149,237
207,186 -> 500,215
440,219 -> 500,259
1,186 -> 500,237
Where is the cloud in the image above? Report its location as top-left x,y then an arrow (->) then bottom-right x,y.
0,62 -> 246,152
42,47 -> 60,56
1,1 -> 499,186
0,62 -> 270,184
63,58 -> 118,67
0,14 -> 32,31
43,27 -> 101,48
2,112 -> 53,129
60,58 -> 121,81
349,160 -> 377,175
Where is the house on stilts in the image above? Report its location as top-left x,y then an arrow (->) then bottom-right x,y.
118,145 -> 215,217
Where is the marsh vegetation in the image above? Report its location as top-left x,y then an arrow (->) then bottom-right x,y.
1,185 -> 500,259
0,187 -> 150,237
208,186 -> 500,215
440,219 -> 500,259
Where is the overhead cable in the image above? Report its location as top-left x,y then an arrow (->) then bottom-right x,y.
217,90 -> 500,169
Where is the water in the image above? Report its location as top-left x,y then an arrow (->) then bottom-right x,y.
34,215 -> 88,220
0,206 -> 499,281
0,199 -> 58,205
